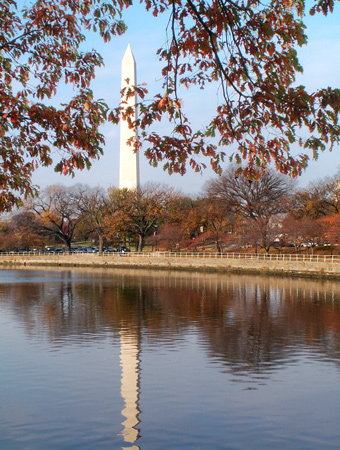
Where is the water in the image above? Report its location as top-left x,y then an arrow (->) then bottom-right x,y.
0,268 -> 340,450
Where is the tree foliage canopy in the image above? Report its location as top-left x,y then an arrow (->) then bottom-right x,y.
1,0 -> 340,212
1,0 -> 123,211
134,0 -> 340,180
106,184 -> 172,250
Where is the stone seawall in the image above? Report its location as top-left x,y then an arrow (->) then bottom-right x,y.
1,253 -> 340,280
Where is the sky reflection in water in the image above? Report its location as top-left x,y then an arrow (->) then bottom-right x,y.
0,268 -> 340,450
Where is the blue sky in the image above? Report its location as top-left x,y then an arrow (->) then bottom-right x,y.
31,3 -> 340,194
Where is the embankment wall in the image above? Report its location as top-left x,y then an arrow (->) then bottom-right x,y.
1,254 -> 340,280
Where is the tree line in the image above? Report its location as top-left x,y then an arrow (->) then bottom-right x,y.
1,167 -> 340,254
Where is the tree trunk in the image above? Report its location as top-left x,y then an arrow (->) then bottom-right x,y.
137,233 -> 144,252
98,234 -> 104,253
64,239 -> 72,254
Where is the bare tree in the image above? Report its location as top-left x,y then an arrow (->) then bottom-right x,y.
293,175 -> 340,219
78,186 -> 108,252
205,166 -> 294,252
27,184 -> 87,253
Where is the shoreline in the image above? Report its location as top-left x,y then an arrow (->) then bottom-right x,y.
1,253 -> 340,280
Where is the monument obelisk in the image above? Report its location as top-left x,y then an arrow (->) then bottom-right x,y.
119,45 -> 140,190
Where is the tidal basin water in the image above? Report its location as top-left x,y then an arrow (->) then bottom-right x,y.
1,268 -> 340,450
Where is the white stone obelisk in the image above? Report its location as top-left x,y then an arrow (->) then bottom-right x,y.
119,45 -> 140,190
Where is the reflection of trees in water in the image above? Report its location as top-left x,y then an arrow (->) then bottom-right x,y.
1,269 -> 340,372
140,275 -> 340,375
200,282 -> 340,376
0,271 -> 117,342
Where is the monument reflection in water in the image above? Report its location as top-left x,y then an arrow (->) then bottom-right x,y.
0,268 -> 340,450
119,328 -> 140,449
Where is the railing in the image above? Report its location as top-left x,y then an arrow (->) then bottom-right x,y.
1,251 -> 340,263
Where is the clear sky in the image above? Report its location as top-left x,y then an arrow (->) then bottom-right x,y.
31,3 -> 340,195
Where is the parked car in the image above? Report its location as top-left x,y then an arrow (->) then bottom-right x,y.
116,246 -> 130,252
103,247 -> 116,253
45,247 -> 64,253
84,246 -> 98,253
73,248 -> 87,253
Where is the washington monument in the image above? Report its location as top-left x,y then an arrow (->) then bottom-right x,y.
119,45 -> 140,190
